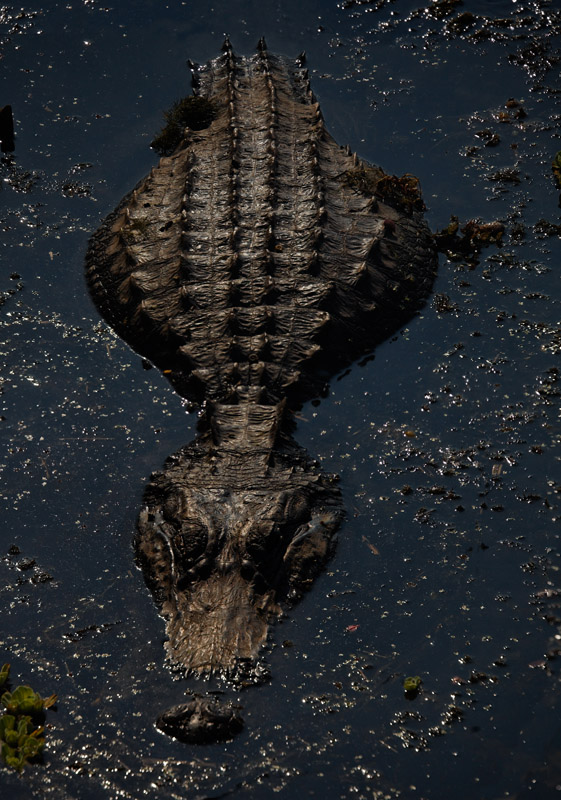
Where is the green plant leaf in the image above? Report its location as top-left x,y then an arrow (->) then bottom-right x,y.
0,714 -> 16,740
0,664 -> 10,688
2,685 -> 46,715
5,729 -> 20,747
2,744 -> 25,772
403,675 -> 422,692
20,735 -> 44,758
0,671 -> 55,771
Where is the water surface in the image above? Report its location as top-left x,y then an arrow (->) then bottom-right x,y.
1,1 -> 561,797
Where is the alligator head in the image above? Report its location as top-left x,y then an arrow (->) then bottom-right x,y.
136,403 -> 343,682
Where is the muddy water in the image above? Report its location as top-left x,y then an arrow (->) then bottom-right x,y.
1,1 -> 561,797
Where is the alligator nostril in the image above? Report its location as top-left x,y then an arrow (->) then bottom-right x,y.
252,571 -> 267,592
217,558 -> 236,575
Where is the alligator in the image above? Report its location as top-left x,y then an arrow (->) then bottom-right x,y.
85,38 -> 438,743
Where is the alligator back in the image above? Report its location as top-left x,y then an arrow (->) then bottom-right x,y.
86,39 -> 436,408
85,40 -> 437,744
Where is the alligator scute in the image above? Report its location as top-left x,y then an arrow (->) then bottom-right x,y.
85,37 -> 437,743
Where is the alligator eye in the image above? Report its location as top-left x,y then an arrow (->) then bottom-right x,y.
283,491 -> 310,524
245,520 -> 278,561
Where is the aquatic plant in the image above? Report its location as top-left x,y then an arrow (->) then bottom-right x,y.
1,684 -> 57,716
0,714 -> 44,773
343,165 -> 425,213
403,675 -> 422,697
434,215 -> 504,261
0,664 -> 10,688
151,96 -> 217,156
0,664 -> 56,773
374,173 -> 426,213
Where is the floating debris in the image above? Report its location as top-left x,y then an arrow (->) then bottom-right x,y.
434,216 -> 505,261
403,676 -> 422,697
552,150 -> 561,189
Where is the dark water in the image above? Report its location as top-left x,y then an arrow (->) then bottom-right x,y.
1,1 -> 561,797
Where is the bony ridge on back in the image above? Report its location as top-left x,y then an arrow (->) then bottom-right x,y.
85,37 -> 437,743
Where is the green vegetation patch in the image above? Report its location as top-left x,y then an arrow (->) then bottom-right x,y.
151,96 -> 217,156
0,664 -> 57,773
403,675 -> 422,697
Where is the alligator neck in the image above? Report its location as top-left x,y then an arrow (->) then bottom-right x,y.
204,397 -> 285,477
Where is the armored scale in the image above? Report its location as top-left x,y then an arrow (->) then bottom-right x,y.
86,39 -> 437,742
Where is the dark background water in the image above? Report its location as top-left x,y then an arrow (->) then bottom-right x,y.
1,1 -> 560,797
